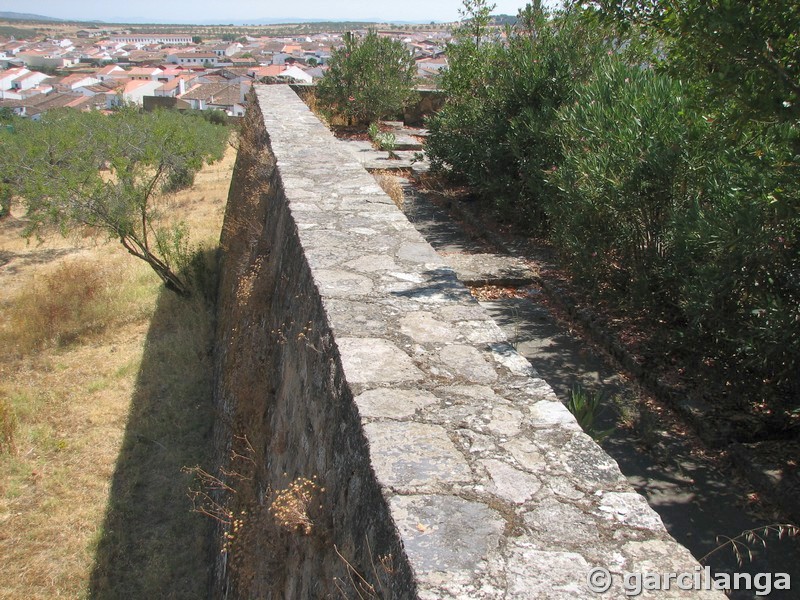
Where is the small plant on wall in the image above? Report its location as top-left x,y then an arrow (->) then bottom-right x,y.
368,123 -> 399,159
568,384 -> 614,442
268,475 -> 324,535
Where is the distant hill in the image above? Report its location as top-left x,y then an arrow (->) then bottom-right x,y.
0,11 -> 64,22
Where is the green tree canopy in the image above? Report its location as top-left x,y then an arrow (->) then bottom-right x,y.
316,30 -> 417,127
574,0 -> 800,123
1,108 -> 229,296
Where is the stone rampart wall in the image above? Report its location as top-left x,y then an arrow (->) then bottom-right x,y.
211,85 -> 722,598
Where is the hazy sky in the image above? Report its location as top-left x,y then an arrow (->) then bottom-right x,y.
5,1 -> 560,24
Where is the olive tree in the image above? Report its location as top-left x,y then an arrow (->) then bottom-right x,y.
316,30 -> 417,127
1,107 -> 229,296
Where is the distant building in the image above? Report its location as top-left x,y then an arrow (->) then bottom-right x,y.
110,35 -> 193,45
179,81 -> 248,116
166,52 -> 223,67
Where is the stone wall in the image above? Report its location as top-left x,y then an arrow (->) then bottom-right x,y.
211,85 -> 723,598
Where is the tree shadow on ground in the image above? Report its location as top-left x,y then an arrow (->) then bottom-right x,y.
89,252 -> 219,600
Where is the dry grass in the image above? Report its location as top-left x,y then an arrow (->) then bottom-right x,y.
372,170 -> 406,209
0,141 -> 235,599
1,260 -> 118,355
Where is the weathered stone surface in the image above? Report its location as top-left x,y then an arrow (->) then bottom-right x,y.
505,545 -> 595,599
314,268 -> 374,297
437,345 -> 498,384
524,497 -> 600,546
355,388 -> 439,419
390,495 -> 505,578
399,312 -> 454,344
364,421 -> 473,490
397,241 -> 444,265
596,491 -> 665,531
490,342 -> 540,377
528,400 -> 582,428
444,253 -> 535,284
337,338 -> 423,384
503,437 -> 548,473
344,254 -> 400,273
481,458 -> 542,503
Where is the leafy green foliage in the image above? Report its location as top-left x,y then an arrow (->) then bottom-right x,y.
368,123 -> 398,155
548,58 -> 698,306
568,385 -> 614,442
425,0 -> 800,412
316,30 -> 417,127
0,108 -> 229,296
426,2 -> 606,226
607,0 -> 800,123
556,1 -> 800,404
671,120 -> 800,393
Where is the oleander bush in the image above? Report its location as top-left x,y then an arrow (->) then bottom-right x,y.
426,3 -> 604,228
547,58 -> 698,309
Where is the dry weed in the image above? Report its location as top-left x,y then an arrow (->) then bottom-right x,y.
0,393 -> 15,455
0,260 -> 116,356
372,171 -> 405,209
269,475 -> 324,535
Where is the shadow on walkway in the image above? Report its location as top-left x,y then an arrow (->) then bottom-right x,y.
402,181 -> 800,600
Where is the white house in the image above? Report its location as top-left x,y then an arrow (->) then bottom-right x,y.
178,81 -> 248,116
0,67 -> 29,90
57,73 -> 101,91
8,70 -> 49,91
155,76 -> 190,97
15,51 -> 75,69
120,79 -> 162,105
278,65 -> 312,84
213,43 -> 243,57
111,35 -> 193,45
126,67 -> 164,81
96,64 -> 126,81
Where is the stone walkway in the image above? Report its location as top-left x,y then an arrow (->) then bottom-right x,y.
366,145 -> 800,600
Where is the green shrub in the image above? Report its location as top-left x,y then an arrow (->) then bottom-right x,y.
568,384 -> 614,442
426,3 -> 605,227
0,183 -> 10,219
425,0 -> 800,410
672,120 -> 800,395
316,30 -> 417,127
548,58 -> 697,307
549,54 -> 799,402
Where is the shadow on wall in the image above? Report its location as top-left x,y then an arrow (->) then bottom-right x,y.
88,251 -> 220,599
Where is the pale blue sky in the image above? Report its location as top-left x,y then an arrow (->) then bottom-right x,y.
4,1 -> 560,24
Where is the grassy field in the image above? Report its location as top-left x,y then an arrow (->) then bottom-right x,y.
0,143 -> 235,599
